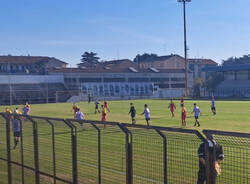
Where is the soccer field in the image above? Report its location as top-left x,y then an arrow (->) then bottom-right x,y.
1,99 -> 250,184
3,99 -> 250,133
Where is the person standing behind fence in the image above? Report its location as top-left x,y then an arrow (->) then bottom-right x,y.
141,104 -> 150,127
12,113 -> 21,149
128,103 -> 136,124
168,99 -> 176,118
197,134 -> 224,184
181,104 -> 187,127
75,108 -> 85,130
101,105 -> 108,128
211,95 -> 216,115
192,103 -> 201,127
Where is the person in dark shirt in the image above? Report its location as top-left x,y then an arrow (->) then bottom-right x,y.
128,103 -> 136,124
197,134 -> 224,184
12,114 -> 21,149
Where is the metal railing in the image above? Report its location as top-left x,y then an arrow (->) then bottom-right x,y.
1,112 -> 250,184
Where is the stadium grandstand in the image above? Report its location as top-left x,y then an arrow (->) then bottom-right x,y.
203,64 -> 250,97
0,55 -> 219,105
0,56 -> 69,105
49,59 -> 194,101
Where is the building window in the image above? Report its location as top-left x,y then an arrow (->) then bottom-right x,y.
151,78 -> 169,82
79,78 -> 102,82
171,78 -> 185,81
189,64 -> 194,71
128,78 -> 149,82
171,83 -> 185,88
103,78 -> 125,82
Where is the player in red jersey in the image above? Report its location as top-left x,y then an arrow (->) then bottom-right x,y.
101,105 -> 108,128
104,99 -> 110,112
168,99 -> 176,118
181,104 -> 187,127
71,103 -> 78,119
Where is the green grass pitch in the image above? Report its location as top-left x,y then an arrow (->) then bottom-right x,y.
1,99 -> 250,184
3,99 -> 250,133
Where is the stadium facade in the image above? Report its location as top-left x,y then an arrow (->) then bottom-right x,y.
203,64 -> 250,97
0,55 -> 217,105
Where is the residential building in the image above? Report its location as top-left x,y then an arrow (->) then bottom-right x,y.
0,56 -> 68,74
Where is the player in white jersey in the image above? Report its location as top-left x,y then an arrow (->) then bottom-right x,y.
192,103 -> 201,127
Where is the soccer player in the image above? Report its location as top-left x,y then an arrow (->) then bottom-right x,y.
22,103 -> 30,116
13,108 -> 21,115
128,103 -> 136,124
5,107 -> 12,114
72,103 -> 78,119
211,96 -> 216,115
104,99 -> 110,112
101,105 -> 108,128
192,103 -> 201,127
181,104 -> 187,127
12,114 -> 21,149
141,104 -> 150,127
75,108 -> 85,130
94,99 -> 100,114
168,99 -> 176,118
180,96 -> 184,106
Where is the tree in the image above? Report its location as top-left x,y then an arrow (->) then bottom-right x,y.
133,53 -> 158,63
222,54 -> 250,66
193,78 -> 204,97
205,73 -> 224,92
77,52 -> 100,68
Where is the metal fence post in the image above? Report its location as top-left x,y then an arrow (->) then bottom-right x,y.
20,120 -> 25,184
156,129 -> 167,184
118,123 -> 133,184
64,120 -> 78,184
4,114 -> 12,184
91,123 -> 101,184
29,117 -> 40,184
46,120 -> 56,184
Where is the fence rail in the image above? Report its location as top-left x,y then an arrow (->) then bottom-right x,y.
1,113 -> 250,184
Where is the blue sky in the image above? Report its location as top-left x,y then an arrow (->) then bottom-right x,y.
0,0 -> 249,66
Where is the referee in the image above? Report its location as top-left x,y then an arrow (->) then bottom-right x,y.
197,134 -> 224,184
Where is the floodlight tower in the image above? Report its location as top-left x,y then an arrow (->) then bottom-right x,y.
178,0 -> 191,96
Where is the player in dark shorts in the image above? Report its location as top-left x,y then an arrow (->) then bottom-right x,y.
192,103 -> 201,127
12,114 -> 21,149
128,103 -> 136,124
211,96 -> 216,115
94,99 -> 100,114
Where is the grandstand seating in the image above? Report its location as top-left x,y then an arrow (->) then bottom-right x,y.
215,80 -> 250,97
0,83 -> 69,105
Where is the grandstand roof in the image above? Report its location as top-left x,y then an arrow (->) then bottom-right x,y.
49,67 -> 190,74
203,64 -> 250,72
188,58 -> 218,65
0,56 -> 68,64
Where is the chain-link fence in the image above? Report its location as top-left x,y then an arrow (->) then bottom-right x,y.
1,113 -> 250,184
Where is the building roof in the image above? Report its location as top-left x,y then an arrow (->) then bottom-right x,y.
49,58 -> 192,74
202,64 -> 250,72
188,58 -> 218,65
0,56 -> 68,64
139,54 -> 183,63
